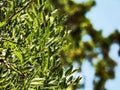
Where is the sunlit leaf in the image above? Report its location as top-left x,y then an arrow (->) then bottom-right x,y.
32,78 -> 45,82
0,22 -> 6,27
30,82 -> 43,85
13,51 -> 23,63
0,80 -> 11,89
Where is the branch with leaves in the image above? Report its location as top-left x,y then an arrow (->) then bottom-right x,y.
6,0 -> 34,24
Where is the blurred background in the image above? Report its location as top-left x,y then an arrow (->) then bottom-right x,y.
84,0 -> 120,90
50,0 -> 120,90
75,0 -> 120,90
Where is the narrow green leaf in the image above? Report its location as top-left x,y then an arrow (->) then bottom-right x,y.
48,80 -> 56,85
67,76 -> 73,83
71,68 -> 80,74
0,80 -> 11,89
0,77 -> 5,83
73,76 -> 82,84
25,18 -> 32,26
37,0 -> 41,6
11,0 -> 15,10
27,11 -> 34,21
41,12 -> 46,23
65,65 -> 73,76
32,4 -> 37,16
32,78 -> 45,82
13,51 -> 23,63
51,9 -> 58,16
38,4 -> 44,12
11,65 -> 22,74
12,13 -> 20,20
0,22 -> 6,27
30,82 -> 43,85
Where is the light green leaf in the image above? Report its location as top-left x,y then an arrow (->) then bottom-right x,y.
13,51 -> 23,63
30,82 -> 43,85
0,22 -> 6,27
0,76 -> 5,83
51,9 -> 58,16
32,4 -> 37,16
27,11 -> 34,21
0,80 -> 11,89
32,78 -> 45,82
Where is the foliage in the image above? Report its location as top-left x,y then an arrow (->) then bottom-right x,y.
49,0 -> 120,90
1,0 -> 120,90
0,0 -> 81,89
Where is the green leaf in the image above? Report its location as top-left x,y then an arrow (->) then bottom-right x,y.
67,76 -> 73,83
0,22 -> 6,27
32,78 -> 45,82
73,76 -> 82,84
32,4 -> 37,16
27,11 -> 34,21
25,18 -> 32,26
48,80 -> 57,85
37,0 -> 41,6
13,51 -> 23,63
71,68 -> 80,74
0,71 -> 9,83
11,0 -> 15,10
12,13 -> 20,20
0,80 -> 11,89
0,77 -> 5,83
51,9 -> 58,16
30,82 -> 43,85
11,65 -> 22,74
65,65 -> 73,76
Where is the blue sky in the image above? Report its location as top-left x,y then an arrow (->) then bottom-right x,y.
74,0 -> 120,90
86,0 -> 120,36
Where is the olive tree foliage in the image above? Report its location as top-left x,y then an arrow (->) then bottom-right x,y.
50,0 -> 120,90
0,0 -> 81,89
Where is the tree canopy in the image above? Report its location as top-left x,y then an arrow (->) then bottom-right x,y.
0,0 -> 120,90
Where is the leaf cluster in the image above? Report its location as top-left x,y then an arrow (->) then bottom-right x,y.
0,0 -> 80,89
